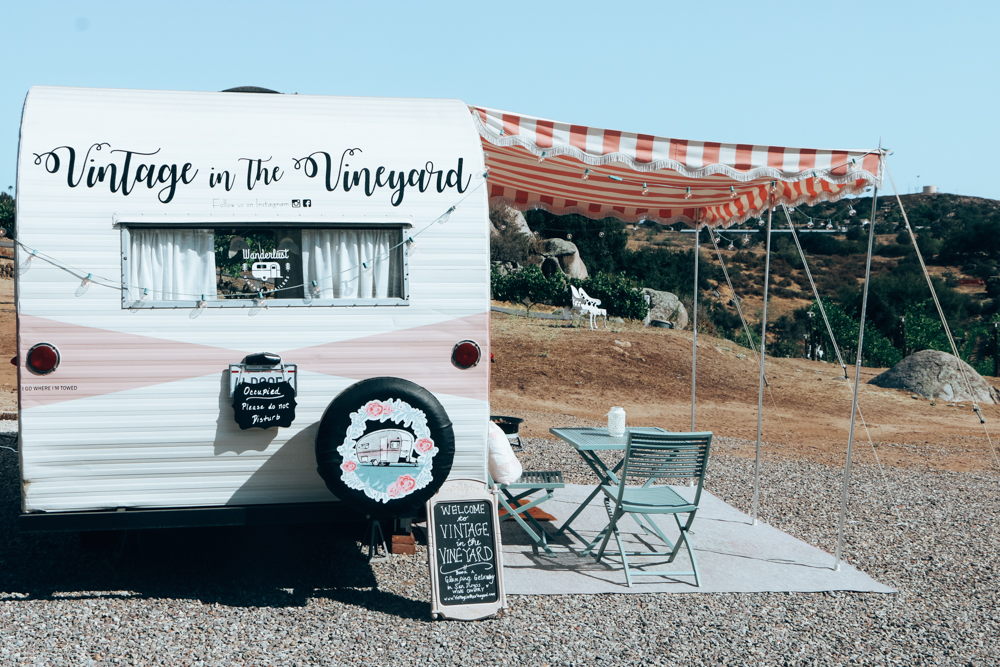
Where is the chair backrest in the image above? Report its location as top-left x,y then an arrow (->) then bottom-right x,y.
578,287 -> 599,305
619,431 -> 713,505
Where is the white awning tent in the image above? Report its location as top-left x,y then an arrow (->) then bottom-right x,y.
472,105 -> 992,569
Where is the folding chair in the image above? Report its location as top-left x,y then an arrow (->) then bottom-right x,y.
585,431 -> 712,587
490,470 -> 565,555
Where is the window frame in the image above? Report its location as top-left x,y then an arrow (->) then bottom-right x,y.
118,220 -> 411,310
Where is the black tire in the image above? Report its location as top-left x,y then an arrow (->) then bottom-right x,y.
316,377 -> 455,517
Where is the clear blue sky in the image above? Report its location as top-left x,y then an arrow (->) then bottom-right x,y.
3,1 -> 997,200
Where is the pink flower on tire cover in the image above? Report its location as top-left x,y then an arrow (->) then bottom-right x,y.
366,401 -> 384,418
387,482 -> 401,498
395,474 -> 417,494
341,461 -> 357,473
414,437 -> 434,453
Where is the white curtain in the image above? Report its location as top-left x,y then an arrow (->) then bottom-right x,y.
128,229 -> 218,301
302,229 -> 400,299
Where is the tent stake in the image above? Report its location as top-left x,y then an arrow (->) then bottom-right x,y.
834,182 -> 879,570
752,190 -> 775,525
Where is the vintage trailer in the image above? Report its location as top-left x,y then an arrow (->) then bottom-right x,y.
15,86 -> 490,529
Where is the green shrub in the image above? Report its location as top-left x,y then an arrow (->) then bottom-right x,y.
491,264 -> 566,306
573,272 -> 649,321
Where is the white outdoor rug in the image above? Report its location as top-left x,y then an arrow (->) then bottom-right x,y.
500,484 -> 895,595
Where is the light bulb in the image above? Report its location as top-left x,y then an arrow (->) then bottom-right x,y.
75,273 -> 92,298
538,151 -> 546,162
728,242 -> 735,251
862,218 -> 870,226
742,234 -> 750,245
141,288 -> 149,300
582,169 -> 590,180
758,218 -> 765,227
500,225 -> 506,230
807,218 -> 814,228
788,206 -> 796,212
826,222 -> 833,230
849,205 -> 857,216
730,186 -> 737,198
599,231 -> 605,238
642,183 -> 649,196
19,249 -> 37,275
436,205 -> 456,225
685,187 -> 692,200
362,261 -> 373,276
197,294 -> 207,310
567,233 -> 573,240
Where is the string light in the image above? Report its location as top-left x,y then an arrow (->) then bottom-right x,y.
582,169 -> 590,180
566,233 -> 573,240
19,249 -> 37,275
826,221 -> 834,230
807,218 -> 814,228
742,234 -> 750,245
10,186 -> 477,303
609,175 -> 623,182
599,231 -> 605,238
642,183 -> 649,196
728,241 -> 735,251
436,205 -> 456,225
538,151 -> 546,162
362,261 -> 373,276
685,187 -> 692,200
730,186 -> 737,198
849,205 -> 857,217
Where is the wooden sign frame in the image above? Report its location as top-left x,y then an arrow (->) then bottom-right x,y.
426,479 -> 506,621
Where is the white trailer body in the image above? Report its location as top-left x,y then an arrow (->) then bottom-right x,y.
15,86 -> 490,520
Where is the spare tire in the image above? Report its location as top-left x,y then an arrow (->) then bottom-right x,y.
316,377 -> 455,517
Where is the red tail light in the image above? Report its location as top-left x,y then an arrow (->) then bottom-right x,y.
452,341 -> 481,369
27,343 -> 60,375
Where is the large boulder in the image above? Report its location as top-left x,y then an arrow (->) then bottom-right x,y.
642,288 -> 688,330
541,238 -> 589,280
869,349 -> 1000,404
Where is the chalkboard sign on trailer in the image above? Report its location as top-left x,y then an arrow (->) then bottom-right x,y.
233,380 -> 297,430
427,480 -> 506,620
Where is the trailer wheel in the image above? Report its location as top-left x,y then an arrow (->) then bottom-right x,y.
316,377 -> 455,517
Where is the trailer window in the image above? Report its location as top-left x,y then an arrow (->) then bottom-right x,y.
123,226 -> 406,307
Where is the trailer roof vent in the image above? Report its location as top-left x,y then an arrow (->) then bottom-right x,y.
220,86 -> 281,94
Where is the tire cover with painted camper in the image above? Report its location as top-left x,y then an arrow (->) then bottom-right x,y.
316,377 -> 455,517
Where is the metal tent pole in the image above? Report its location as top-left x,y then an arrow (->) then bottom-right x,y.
834,183 -> 880,570
752,188 -> 775,525
691,212 -> 700,432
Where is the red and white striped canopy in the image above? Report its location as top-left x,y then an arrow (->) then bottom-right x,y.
472,106 -> 883,228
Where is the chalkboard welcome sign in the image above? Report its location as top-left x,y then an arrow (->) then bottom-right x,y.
427,479 -> 506,620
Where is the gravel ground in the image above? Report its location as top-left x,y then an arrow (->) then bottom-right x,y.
2,434 -> 999,666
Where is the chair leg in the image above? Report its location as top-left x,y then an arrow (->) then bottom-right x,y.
594,498 -> 620,561
675,513 -> 700,586
498,492 -> 554,555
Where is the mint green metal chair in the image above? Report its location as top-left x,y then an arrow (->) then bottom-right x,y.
490,470 -> 565,555
585,431 -> 712,587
